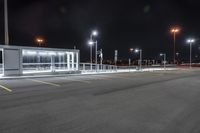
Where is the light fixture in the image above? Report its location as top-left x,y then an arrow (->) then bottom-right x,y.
134,49 -> 139,53
88,40 -> 94,45
92,30 -> 98,36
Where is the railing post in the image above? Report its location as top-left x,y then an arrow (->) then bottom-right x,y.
83,63 -> 85,71
51,55 -> 54,72
97,64 -> 99,72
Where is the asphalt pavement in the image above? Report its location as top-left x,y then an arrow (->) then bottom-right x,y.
0,69 -> 200,133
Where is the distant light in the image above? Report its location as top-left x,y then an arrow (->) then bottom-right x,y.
36,37 -> 45,46
92,30 -> 98,36
36,38 -> 44,43
160,53 -> 163,56
134,49 -> 140,53
88,40 -> 94,45
187,39 -> 195,43
171,28 -> 180,33
130,48 -> 134,52
37,39 -> 43,43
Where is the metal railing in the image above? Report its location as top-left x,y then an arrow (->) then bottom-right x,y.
79,63 -> 117,72
80,63 -> 176,73
22,63 -> 78,74
16,62 -> 177,75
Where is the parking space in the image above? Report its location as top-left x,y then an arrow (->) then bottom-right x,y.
1,69 -> 200,133
0,74 -> 116,94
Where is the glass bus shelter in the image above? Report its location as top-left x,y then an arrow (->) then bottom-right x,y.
0,45 -> 79,76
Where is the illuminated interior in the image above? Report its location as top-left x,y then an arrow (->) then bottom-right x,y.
22,49 -> 79,74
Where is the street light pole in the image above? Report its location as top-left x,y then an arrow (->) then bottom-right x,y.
139,50 -> 142,70
173,32 -> 176,64
160,53 -> 166,70
187,39 -> 195,69
90,44 -> 92,69
4,0 -> 9,45
89,30 -> 98,70
100,49 -> 103,70
88,40 -> 98,71
90,34 -> 93,70
95,41 -> 98,67
190,42 -> 192,69
171,28 -> 180,64
134,48 -> 142,70
88,41 -> 93,70
164,54 -> 166,70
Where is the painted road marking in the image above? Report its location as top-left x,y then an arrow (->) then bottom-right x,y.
0,84 -> 12,92
57,77 -> 91,84
91,76 -> 112,80
110,75 -> 134,80
27,79 -> 61,87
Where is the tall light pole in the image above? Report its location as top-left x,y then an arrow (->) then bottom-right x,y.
90,30 -> 98,67
134,49 -> 142,70
88,40 -> 98,70
93,31 -> 98,67
88,41 -> 93,70
4,0 -> 9,45
89,30 -> 98,70
187,39 -> 195,69
95,40 -> 98,67
171,28 -> 180,64
100,49 -> 103,70
160,53 -> 166,70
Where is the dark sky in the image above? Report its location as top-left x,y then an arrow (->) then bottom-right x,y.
0,0 -> 200,61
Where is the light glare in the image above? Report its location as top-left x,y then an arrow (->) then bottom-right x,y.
130,48 -> 134,52
88,41 -> 94,45
171,28 -> 180,33
187,39 -> 195,43
92,30 -> 98,36
135,49 -> 139,53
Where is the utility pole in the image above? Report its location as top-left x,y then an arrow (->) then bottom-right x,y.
100,49 -> 103,70
139,50 -> 142,70
4,0 -> 9,45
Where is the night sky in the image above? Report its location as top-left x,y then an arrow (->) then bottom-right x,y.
0,0 -> 200,61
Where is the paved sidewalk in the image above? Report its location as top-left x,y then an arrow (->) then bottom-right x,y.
0,68 -> 178,80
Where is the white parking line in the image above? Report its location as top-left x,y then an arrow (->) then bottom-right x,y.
27,79 -> 61,87
57,77 -> 91,84
0,84 -> 12,92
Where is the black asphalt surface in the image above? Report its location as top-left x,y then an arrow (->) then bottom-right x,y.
0,69 -> 200,133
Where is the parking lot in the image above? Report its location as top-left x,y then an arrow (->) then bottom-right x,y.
0,69 -> 200,133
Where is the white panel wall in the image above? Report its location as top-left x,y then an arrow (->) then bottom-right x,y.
4,48 -> 22,76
